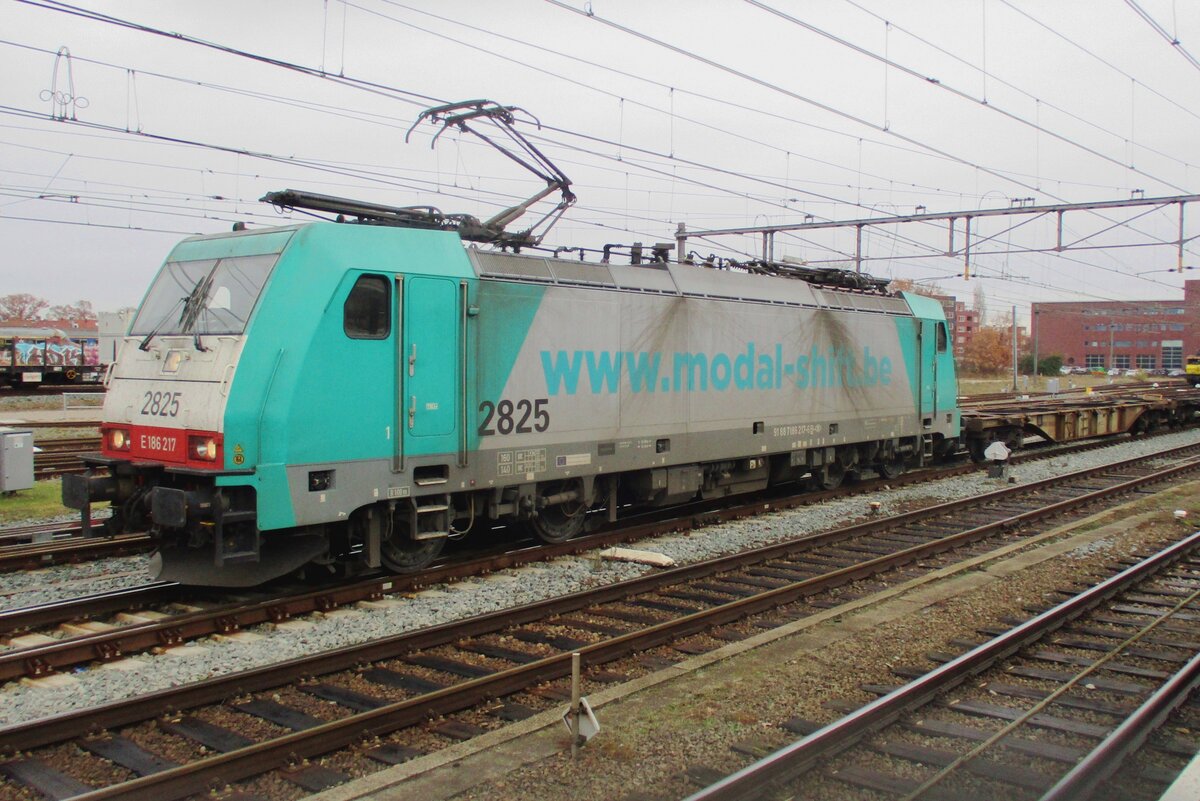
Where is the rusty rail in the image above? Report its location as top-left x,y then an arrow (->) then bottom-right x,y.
682,528 -> 1200,801
3,452 -> 1199,801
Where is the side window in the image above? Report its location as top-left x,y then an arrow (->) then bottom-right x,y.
936,321 -> 948,353
343,274 -> 390,339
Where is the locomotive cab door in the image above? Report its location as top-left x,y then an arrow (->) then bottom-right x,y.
919,319 -> 938,426
400,276 -> 460,459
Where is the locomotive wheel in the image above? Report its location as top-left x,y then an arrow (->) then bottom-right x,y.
381,536 -> 445,573
933,437 -> 959,461
876,457 -> 905,480
814,461 -> 845,491
529,480 -> 586,544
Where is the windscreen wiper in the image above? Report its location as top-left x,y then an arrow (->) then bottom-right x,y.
178,268 -> 217,352
138,297 -> 184,352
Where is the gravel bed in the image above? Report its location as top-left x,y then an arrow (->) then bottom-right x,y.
0,556 -> 146,603
0,430 -> 1198,731
268,685 -> 352,723
226,769 -> 307,801
450,507 -> 1193,801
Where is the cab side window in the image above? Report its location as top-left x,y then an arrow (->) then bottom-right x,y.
344,274 -> 390,339
936,321 -> 948,353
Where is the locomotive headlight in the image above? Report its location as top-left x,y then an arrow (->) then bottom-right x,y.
109,428 -> 131,451
189,435 -> 217,461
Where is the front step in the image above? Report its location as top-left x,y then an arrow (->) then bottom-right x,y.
410,494 -> 450,540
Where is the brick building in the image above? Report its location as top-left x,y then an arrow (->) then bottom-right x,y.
1031,280 -> 1200,372
932,295 -> 979,359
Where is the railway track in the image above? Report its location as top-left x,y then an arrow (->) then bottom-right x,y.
0,385 -> 105,398
0,529 -> 150,574
1,420 -> 101,429
0,431 -> 1193,682
33,436 -> 101,478
682,533 -> 1200,801
1,440 -> 1198,800
0,521 -> 85,547
2,430 -> 1198,681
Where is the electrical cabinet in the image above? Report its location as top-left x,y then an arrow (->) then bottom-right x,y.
0,428 -> 34,493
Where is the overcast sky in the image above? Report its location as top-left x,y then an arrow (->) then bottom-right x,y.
3,0 -> 1199,323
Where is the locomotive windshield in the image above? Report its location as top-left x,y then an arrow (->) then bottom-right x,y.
130,253 -> 279,340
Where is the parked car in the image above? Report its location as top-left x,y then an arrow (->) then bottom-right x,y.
1106,368 -> 1121,376
1168,368 -> 1186,377
1124,369 -> 1140,377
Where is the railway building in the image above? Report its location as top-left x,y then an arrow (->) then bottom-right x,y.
1032,279 -> 1200,372
931,295 -> 979,360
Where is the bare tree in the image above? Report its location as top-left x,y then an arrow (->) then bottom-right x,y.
47,300 -> 97,325
973,282 -> 987,326
0,293 -> 49,321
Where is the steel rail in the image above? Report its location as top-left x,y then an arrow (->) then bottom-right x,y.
0,447 -> 979,669
680,531 -> 1200,801
5,456 -> 1200,799
0,583 -> 178,637
0,420 -> 100,429
0,439 -> 1190,682
0,532 -> 153,573
0,522 -> 83,545
897,578 -> 1200,800
1038,644 -> 1200,800
0,451 -> 976,665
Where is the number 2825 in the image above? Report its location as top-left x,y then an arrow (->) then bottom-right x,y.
478,398 -> 549,436
141,391 -> 181,417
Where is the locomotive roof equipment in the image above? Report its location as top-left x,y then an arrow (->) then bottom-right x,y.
266,99 -> 575,250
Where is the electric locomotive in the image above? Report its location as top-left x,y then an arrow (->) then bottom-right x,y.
62,101 -> 960,587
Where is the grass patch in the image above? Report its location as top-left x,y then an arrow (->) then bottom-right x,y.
0,478 -> 72,524
0,396 -> 63,412
34,426 -> 100,441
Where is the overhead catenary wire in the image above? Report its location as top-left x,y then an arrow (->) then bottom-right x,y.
1,27 -> 963,267
1,105 -> 1180,302
1,22 -> 885,232
14,0 -> 1181,257
1125,0 -> 1200,73
0,22 -> 945,227
364,0 -> 984,200
745,0 -> 1192,193
838,0 -> 1199,173
4,0 -> 1195,308
545,0 -> 1093,204
540,0 -> 1193,267
16,0 -> 1164,229
999,0 -> 1200,125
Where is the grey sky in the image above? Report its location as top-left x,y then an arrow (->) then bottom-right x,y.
2,0 -> 1199,324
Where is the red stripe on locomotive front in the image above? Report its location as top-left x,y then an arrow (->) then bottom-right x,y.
101,424 -> 224,469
